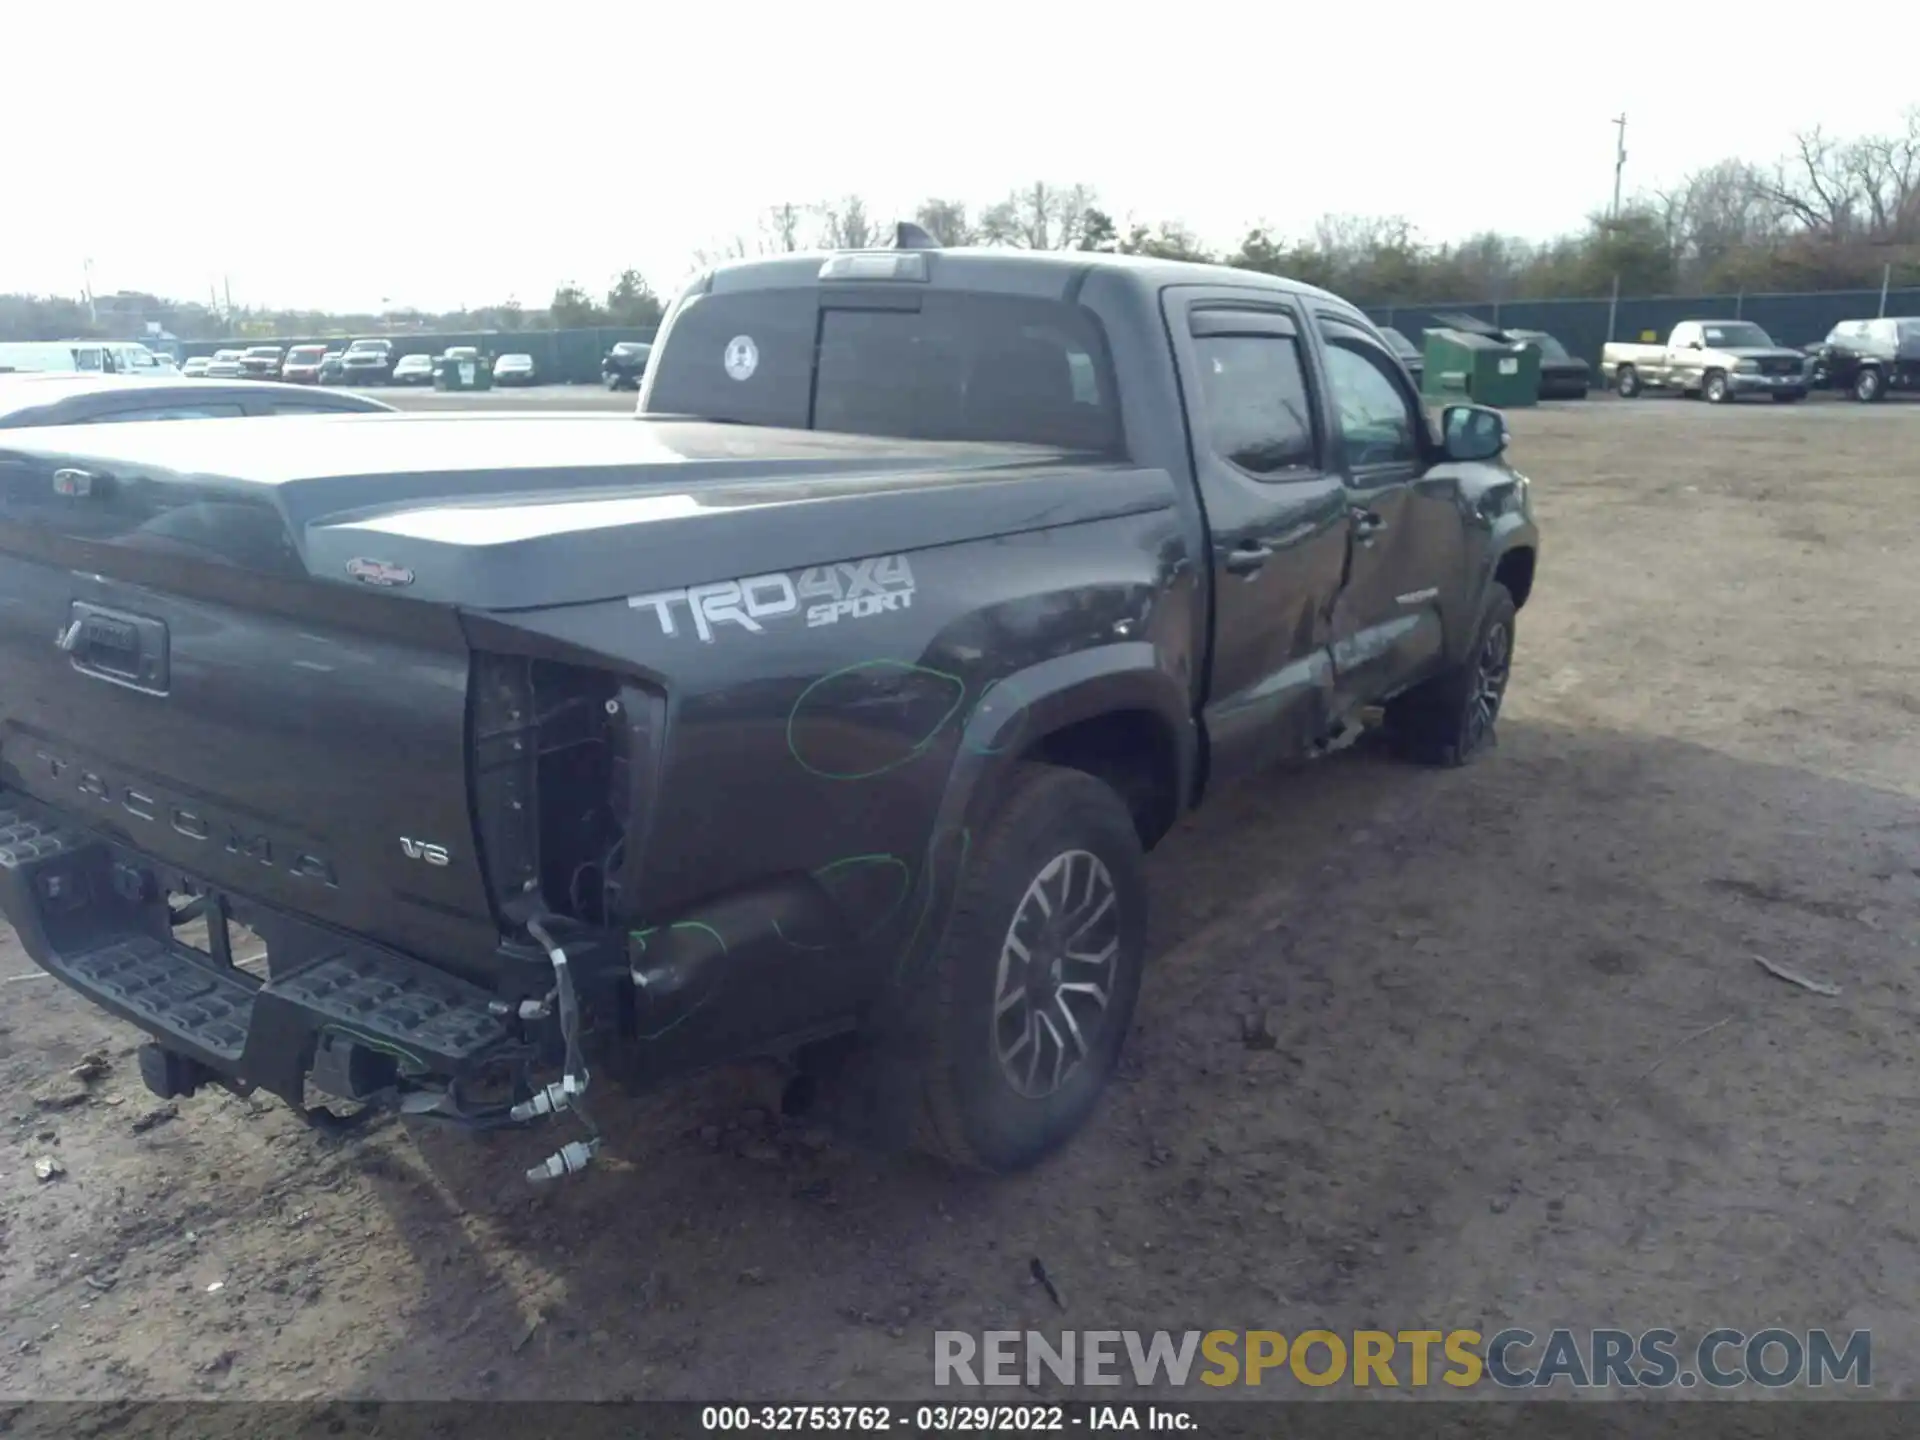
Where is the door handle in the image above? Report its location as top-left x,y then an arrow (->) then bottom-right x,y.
1223,543 -> 1273,575
1350,507 -> 1387,539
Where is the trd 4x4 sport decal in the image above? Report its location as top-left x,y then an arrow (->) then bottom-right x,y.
629,555 -> 916,643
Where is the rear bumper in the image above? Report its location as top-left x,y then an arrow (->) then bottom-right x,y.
0,791 -> 514,1110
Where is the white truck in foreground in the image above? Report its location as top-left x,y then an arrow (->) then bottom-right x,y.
1601,320 -> 1808,404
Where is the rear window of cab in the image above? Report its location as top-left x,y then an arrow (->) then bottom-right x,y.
644,288 -> 1124,455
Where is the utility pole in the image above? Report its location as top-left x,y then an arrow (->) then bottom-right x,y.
1610,113 -> 1628,221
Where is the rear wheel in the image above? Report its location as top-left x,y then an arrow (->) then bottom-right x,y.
1855,367 -> 1885,403
1614,365 -> 1641,398
1387,583 -> 1516,767
911,765 -> 1146,1174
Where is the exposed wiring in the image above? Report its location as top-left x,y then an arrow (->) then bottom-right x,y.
522,912 -> 602,1183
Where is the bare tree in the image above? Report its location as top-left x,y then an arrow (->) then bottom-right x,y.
818,195 -> 882,250
766,202 -> 806,253
913,198 -> 976,247
977,181 -> 1098,250
1762,128 -> 1859,239
1659,159 -> 1788,281
689,233 -> 753,270
1840,109 -> 1920,242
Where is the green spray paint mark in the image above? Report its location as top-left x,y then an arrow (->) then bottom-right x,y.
773,852 -> 913,951
628,920 -> 726,955
669,920 -> 728,954
785,658 -> 966,781
629,921 -> 729,1039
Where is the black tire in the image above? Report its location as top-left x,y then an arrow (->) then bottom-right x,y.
606,374 -> 620,390
912,764 -> 1146,1174
1614,365 -> 1641,398
1855,367 -> 1885,403
1386,583 -> 1517,767
1702,370 -> 1730,404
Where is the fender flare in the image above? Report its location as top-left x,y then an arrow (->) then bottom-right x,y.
878,644 -> 1196,1000
1451,515 -> 1538,666
944,641 -> 1198,836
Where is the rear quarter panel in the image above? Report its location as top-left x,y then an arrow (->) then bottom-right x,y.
492,503 -> 1195,1068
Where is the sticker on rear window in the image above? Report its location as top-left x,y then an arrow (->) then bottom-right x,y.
724,335 -> 759,382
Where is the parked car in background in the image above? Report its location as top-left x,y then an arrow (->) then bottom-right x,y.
205,349 -> 246,379
1505,329 -> 1590,399
239,345 -> 284,380
0,340 -> 170,375
601,340 -> 653,390
1804,317 -> 1920,402
181,356 -> 211,378
318,350 -> 346,384
1378,327 -> 1424,388
340,337 -> 395,385
282,344 -> 329,383
0,373 -> 395,428
1601,320 -> 1806,403
493,352 -> 536,386
391,353 -> 436,386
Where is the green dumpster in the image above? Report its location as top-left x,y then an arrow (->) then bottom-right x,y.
1420,328 -> 1539,408
434,346 -> 493,392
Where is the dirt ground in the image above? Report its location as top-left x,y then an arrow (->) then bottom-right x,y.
1,394 -> 1917,1404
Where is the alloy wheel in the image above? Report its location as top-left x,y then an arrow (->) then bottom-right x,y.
991,849 -> 1121,1100
1463,621 -> 1511,752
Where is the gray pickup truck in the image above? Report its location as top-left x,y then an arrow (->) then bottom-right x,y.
0,244 -> 1538,1182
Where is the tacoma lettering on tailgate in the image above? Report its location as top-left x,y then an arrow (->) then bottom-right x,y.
35,750 -> 338,886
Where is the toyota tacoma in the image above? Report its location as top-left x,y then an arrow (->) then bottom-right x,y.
0,243 -> 1538,1182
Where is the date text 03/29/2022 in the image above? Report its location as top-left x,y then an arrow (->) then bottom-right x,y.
700,1405 -> 1190,1432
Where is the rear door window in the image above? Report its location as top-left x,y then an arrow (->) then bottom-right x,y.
1190,333 -> 1319,478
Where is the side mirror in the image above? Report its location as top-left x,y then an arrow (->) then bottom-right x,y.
1440,404 -> 1508,462
1686,339 -> 1703,350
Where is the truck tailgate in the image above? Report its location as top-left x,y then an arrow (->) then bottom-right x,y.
0,462 -> 497,972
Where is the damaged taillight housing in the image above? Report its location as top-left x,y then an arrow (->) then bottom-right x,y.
468,652 -> 663,931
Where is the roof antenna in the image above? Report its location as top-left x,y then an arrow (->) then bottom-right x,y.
893,221 -> 940,250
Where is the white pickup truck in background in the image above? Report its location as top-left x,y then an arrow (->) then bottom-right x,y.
1601,320 -> 1809,404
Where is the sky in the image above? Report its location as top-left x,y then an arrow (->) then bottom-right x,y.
7,3 -> 1916,314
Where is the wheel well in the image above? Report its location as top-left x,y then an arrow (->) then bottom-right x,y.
1495,547 -> 1536,610
1022,709 -> 1180,850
